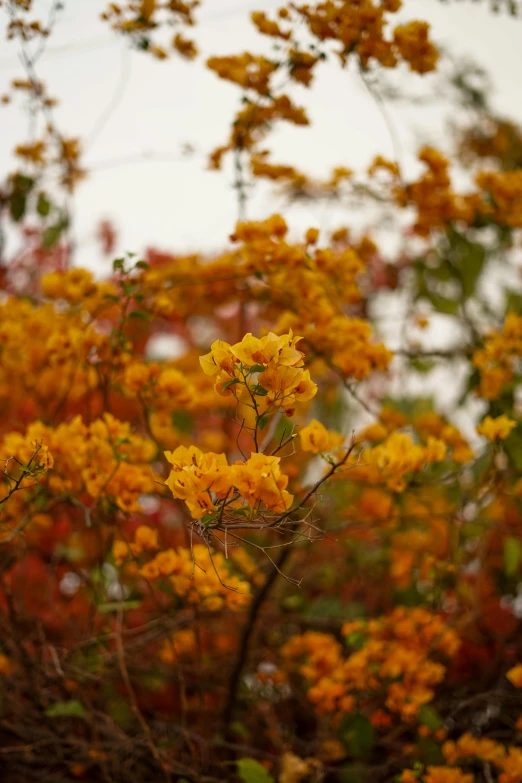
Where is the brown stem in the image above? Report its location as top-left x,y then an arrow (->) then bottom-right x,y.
222,546 -> 291,737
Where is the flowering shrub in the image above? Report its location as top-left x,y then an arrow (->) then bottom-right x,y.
1,2 -> 522,782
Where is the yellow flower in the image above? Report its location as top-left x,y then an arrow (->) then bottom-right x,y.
199,339 -> 235,377
231,331 -> 304,369
424,436 -> 447,463
500,746 -> 522,782
507,664 -> 522,688
260,365 -> 317,411
300,419 -> 330,453
154,549 -> 182,576
393,21 -> 439,74
424,767 -> 474,783
140,560 -> 160,580
165,446 -> 231,497
476,414 -> 517,441
442,734 -> 505,765
113,540 -> 132,565
305,227 -> 319,245
359,422 -> 389,442
185,492 -> 216,519
367,432 -> 425,487
291,370 -> 318,402
300,419 -> 343,454
164,446 -> 232,519
232,453 -> 293,512
173,33 -> 197,60
134,525 -> 159,553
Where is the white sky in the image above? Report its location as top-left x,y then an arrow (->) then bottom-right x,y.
1,0 -> 522,272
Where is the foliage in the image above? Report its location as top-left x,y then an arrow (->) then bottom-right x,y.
0,2 -> 522,783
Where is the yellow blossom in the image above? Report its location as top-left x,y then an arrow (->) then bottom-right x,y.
476,415 -> 517,441
300,419 -> 343,454
232,453 -> 293,512
507,664 -> 522,688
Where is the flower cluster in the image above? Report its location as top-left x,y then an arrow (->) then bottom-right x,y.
441,733 -> 522,783
1,414 -> 155,514
348,430 -> 447,492
101,0 -> 199,61
299,419 -> 344,454
252,1 -> 438,74
41,268 -> 118,310
394,147 -> 480,237
200,330 -> 317,417
476,169 -> 522,228
229,217 -> 393,380
113,534 -> 252,612
476,414 -> 517,441
282,607 -> 460,721
2,1 -> 522,780
164,445 -> 293,519
208,1 -> 438,172
473,313 -> 522,399
123,217 -> 392,386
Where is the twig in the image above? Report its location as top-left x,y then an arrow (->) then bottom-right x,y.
222,546 -> 292,736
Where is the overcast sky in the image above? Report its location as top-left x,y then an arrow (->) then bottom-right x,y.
1,0 -> 521,270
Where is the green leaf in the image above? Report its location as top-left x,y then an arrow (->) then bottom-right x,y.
222,378 -> 240,391
9,192 -> 26,222
36,192 -> 51,217
381,396 -> 434,419
418,704 -> 443,730
345,631 -> 365,650
257,414 -> 270,430
504,428 -> 522,470
137,671 -> 165,691
340,767 -> 367,783
236,758 -> 274,783
506,289 -> 522,315
425,290 -> 459,316
394,585 -> 424,607
418,737 -> 445,765
98,600 -> 142,613
504,537 -> 522,577
459,245 -> 485,299
45,700 -> 87,719
108,696 -> 133,730
14,174 -> 34,194
410,358 -> 435,374
129,310 -> 149,320
230,721 -> 250,738
249,364 -> 266,374
427,260 -> 454,282
171,410 -> 195,434
306,596 -> 364,621
252,384 -> 268,396
42,224 -> 64,249
338,714 -> 375,757
281,593 -> 305,611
